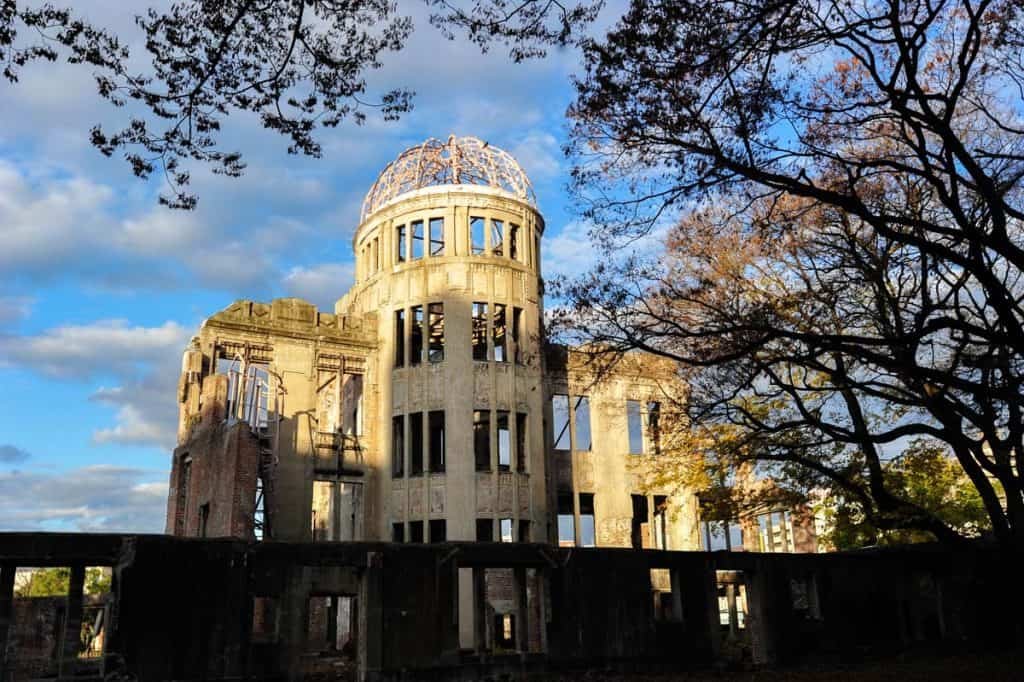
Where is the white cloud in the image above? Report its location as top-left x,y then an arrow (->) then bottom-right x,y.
0,465 -> 168,532
510,131 -> 564,182
0,296 -> 33,325
543,220 -> 600,281
282,262 -> 355,310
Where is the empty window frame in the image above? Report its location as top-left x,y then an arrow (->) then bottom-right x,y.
518,519 -> 530,543
579,493 -> 596,547
254,475 -> 266,541
411,220 -> 424,260
410,412 -> 424,476
429,217 -> 444,256
758,510 -> 795,552
510,224 -> 520,261
573,396 -> 592,451
199,502 -> 210,538
428,303 -> 444,362
394,309 -> 405,367
653,495 -> 668,550
515,412 -> 527,471
491,219 -> 504,257
476,518 -> 494,541
512,307 -> 524,364
470,216 -> 486,255
409,520 -> 424,543
428,410 -> 445,473
429,519 -> 447,543
493,304 -> 507,362
499,518 -> 513,543
557,493 -> 575,547
534,234 -> 540,269
392,522 -> 404,542
648,401 -> 662,454
472,302 -> 489,361
373,236 -> 380,271
627,400 -> 644,455
552,394 -> 571,450
703,520 -> 744,551
391,416 -> 404,478
410,305 -> 424,366
396,224 -> 407,262
631,495 -> 648,549
474,410 -> 491,471
497,411 -> 511,471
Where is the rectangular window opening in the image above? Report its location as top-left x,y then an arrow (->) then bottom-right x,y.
470,216 -> 485,255
409,520 -> 424,543
573,396 -> 592,451
518,519 -> 530,543
552,394 -> 570,450
631,494 -> 648,549
476,518 -> 494,541
409,412 -> 424,476
648,401 -> 662,455
199,502 -> 210,538
472,302 -> 489,361
557,493 -> 575,547
410,305 -> 424,366
499,518 -> 513,543
703,520 -> 744,551
429,217 -> 444,256
391,522 -> 404,542
396,224 -> 407,262
515,413 -> 527,472
429,519 -> 447,543
391,416 -> 404,478
411,219 -> 424,260
510,224 -> 520,261
650,569 -> 681,623
491,218 -> 504,257
474,410 -> 491,472
429,410 -> 445,473
653,495 -> 668,550
493,304 -> 507,362
428,302 -> 444,362
394,309 -> 405,367
627,400 -> 644,455
579,493 -> 596,547
252,596 -> 279,642
512,307 -> 524,364
497,411 -> 511,471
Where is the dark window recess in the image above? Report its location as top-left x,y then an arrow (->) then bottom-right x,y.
476,518 -> 494,541
497,411 -> 511,471
394,310 -> 405,367
491,218 -> 504,256
429,519 -> 447,543
648,401 -> 662,454
392,522 -> 404,543
391,416 -> 404,478
518,519 -> 530,543
410,305 -> 424,366
631,495 -> 649,549
580,493 -> 596,547
512,307 -> 523,364
653,495 -> 668,550
552,394 -> 570,450
429,217 -> 444,256
574,396 -> 592,451
470,216 -> 485,255
493,304 -> 507,362
627,400 -> 644,455
557,493 -> 575,547
429,410 -> 445,473
515,413 -> 527,472
472,302 -> 488,361
510,224 -> 520,261
409,412 -> 424,476
411,220 -> 424,260
474,410 -> 491,472
428,303 -> 444,362
409,520 -> 424,543
396,224 -> 407,262
199,502 -> 210,538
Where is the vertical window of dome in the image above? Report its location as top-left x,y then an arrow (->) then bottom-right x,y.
512,307 -> 524,364
396,224 -> 407,262
552,394 -> 570,451
428,410 -> 445,472
428,303 -> 445,362
374,237 -> 381,271
515,412 -> 527,471
574,397 -> 592,451
474,410 -> 491,471
510,224 -> 520,261
534,233 -> 541,269
409,412 -> 424,476
493,304 -> 507,362
497,411 -> 511,471
391,416 -> 405,478
394,309 -> 406,367
429,217 -> 444,256
470,216 -> 486,255
411,219 -> 424,260
472,302 -> 489,361
491,219 -> 505,257
627,400 -> 644,455
410,305 -> 424,366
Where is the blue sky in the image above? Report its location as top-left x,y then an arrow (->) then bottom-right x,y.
0,1 -> 614,532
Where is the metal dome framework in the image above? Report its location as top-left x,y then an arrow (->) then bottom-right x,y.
361,135 -> 536,222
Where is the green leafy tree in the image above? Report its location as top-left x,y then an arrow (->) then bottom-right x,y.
16,567 -> 112,597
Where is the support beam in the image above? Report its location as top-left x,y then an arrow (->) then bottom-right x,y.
58,564 -> 85,680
